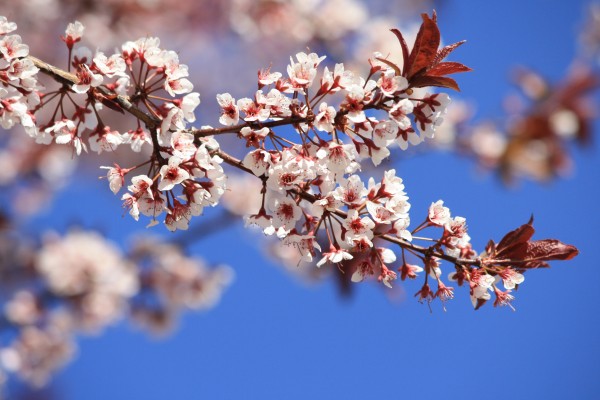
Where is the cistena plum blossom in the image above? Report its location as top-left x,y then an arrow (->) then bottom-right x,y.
0,12 -> 579,390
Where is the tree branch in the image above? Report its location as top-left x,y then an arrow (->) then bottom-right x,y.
29,56 -> 160,128
27,54 -> 483,270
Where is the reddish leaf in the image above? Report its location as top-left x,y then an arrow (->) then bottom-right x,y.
494,216 -> 535,259
432,41 -> 466,66
390,28 -> 410,76
410,76 -> 461,91
484,217 -> 579,269
406,12 -> 440,79
426,62 -> 472,77
525,240 -> 579,262
392,11 -> 470,91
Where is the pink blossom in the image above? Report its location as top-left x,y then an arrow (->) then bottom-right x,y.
399,262 -> 423,281
158,157 -> 190,191
93,52 -> 127,78
388,98 -> 414,130
332,175 -> 367,206
237,96 -> 270,122
216,93 -> 239,126
314,102 -> 337,132
287,51 -> 325,90
428,200 -> 451,226
89,126 -> 123,154
351,260 -> 375,283
0,34 -> 29,61
179,93 -> 201,123
269,196 -> 302,230
316,247 -> 353,267
258,67 -> 282,87
498,268 -> 525,290
0,16 -> 17,35
493,288 -> 516,311
282,233 -> 321,263
377,70 -> 408,97
171,131 -> 197,160
165,200 -> 193,231
46,119 -> 86,155
72,64 -> 103,94
61,21 -> 84,49
378,265 -> 398,288
242,149 -> 271,176
100,164 -> 130,194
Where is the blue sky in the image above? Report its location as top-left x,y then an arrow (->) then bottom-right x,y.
12,1 -> 600,399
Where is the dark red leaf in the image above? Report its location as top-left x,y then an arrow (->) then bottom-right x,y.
410,76 -> 461,91
525,240 -> 579,261
390,28 -> 410,76
494,216 -> 535,259
484,216 -> 579,268
432,41 -> 466,66
426,62 -> 472,77
406,12 -> 440,79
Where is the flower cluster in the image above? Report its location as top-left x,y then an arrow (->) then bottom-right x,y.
8,20 -> 226,231
116,134 -> 226,231
212,44 -> 455,289
465,66 -> 598,184
0,14 -> 579,312
31,23 -> 201,156
0,17 -> 40,136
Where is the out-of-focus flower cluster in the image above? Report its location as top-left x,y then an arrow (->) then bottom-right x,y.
128,237 -> 233,334
459,66 -> 598,183
0,227 -> 232,388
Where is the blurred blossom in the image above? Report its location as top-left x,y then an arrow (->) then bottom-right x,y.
1,312 -> 75,387
468,123 -> 507,164
0,227 -> 233,385
429,100 -> 473,150
549,109 -> 581,139
35,231 -> 139,331
221,175 -> 263,216
580,3 -> 600,63
0,134 -> 78,216
4,291 -> 40,326
465,65 -> 598,183
230,0 -> 368,42
128,237 -> 233,335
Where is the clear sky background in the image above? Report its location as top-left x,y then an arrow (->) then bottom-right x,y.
15,0 -> 600,399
